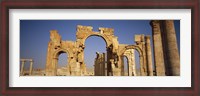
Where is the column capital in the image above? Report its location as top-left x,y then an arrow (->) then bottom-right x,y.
20,59 -> 26,62
145,35 -> 151,39
150,20 -> 160,26
30,60 -> 34,62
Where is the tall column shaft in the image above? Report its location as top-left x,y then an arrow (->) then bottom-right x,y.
120,55 -> 124,76
150,20 -> 166,76
53,58 -> 58,76
96,59 -> 99,76
99,55 -> 102,75
128,53 -> 133,76
94,60 -> 96,76
130,49 -> 137,76
29,61 -> 33,75
139,55 -> 145,76
141,35 -> 147,76
126,49 -> 136,76
145,36 -> 154,76
103,53 -> 105,76
106,49 -> 112,76
20,61 -> 25,76
163,20 -> 180,76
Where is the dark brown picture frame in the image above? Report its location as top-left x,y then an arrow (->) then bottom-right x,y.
0,0 -> 199,96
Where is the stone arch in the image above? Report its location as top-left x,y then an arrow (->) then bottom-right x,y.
53,48 -> 72,59
80,33 -> 112,48
120,45 -> 145,76
80,34 -> 110,75
122,55 -> 129,76
123,49 -> 137,76
51,49 -> 71,76
76,25 -> 114,47
76,26 -> 115,76
120,45 -> 143,56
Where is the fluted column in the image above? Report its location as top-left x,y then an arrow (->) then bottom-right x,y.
150,20 -> 166,76
145,36 -> 153,76
163,20 -> 180,76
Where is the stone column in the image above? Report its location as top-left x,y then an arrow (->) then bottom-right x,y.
102,53 -> 106,76
20,60 -> 25,76
130,49 -> 137,76
53,58 -> 58,76
100,54 -> 103,76
75,62 -> 81,76
150,20 -> 166,76
139,55 -> 145,76
145,36 -> 154,76
80,62 -> 86,76
29,60 -> 33,75
95,59 -> 97,76
120,55 -> 125,76
163,20 -> 180,76
106,48 -> 112,76
127,53 -> 132,76
96,57 -> 99,76
141,35 -> 147,76
111,59 -> 120,76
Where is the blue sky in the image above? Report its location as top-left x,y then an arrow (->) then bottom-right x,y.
20,20 -> 180,70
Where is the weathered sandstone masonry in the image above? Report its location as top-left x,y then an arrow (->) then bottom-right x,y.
20,59 -> 33,76
44,20 -> 179,76
150,20 -> 180,76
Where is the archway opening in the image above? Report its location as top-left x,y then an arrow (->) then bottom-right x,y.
57,53 -> 68,76
122,48 -> 140,76
84,35 -> 107,76
123,56 -> 129,76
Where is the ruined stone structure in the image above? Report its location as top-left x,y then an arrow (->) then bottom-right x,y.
123,49 -> 137,76
117,34 -> 154,76
46,25 -> 120,76
45,20 -> 180,76
150,20 -> 180,76
94,52 -> 106,76
20,59 -> 33,76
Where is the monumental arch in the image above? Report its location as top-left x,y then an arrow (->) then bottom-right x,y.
46,25 -> 119,76
75,25 -> 119,76
45,30 -> 76,76
119,45 -> 144,76
45,20 -> 180,76
123,49 -> 137,76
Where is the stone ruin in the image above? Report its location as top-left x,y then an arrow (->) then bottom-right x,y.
44,20 -> 180,76
20,59 -> 33,76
